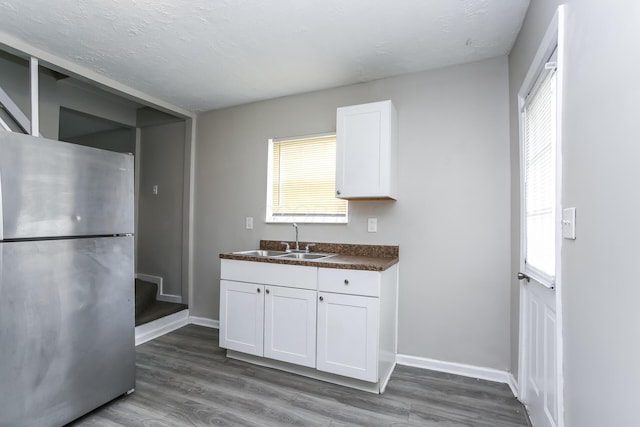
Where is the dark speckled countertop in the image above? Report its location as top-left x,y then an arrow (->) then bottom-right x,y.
219,240 -> 399,271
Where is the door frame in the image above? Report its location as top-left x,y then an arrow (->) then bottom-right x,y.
517,5 -> 565,427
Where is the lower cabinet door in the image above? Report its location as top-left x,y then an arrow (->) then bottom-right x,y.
219,280 -> 264,356
316,292 -> 379,382
264,286 -> 317,368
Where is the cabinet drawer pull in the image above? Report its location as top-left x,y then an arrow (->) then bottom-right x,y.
265,289 -> 270,294
344,279 -> 349,285
336,190 -> 341,195
319,296 -> 324,302
257,288 -> 261,293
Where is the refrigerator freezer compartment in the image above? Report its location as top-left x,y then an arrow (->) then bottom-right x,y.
0,132 -> 134,240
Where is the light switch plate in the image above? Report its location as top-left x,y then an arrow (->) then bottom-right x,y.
245,217 -> 253,230
562,207 -> 576,239
367,218 -> 377,233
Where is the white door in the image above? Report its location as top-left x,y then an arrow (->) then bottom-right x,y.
520,278 -> 558,427
264,285 -> 317,368
219,280 -> 264,356
518,38 -> 562,427
316,292 -> 379,382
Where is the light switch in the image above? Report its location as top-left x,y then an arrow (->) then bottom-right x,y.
562,207 -> 576,239
245,217 -> 254,230
367,218 -> 377,233
152,185 -> 158,195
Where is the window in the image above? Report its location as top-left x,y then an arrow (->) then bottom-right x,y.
266,134 -> 347,223
523,55 -> 557,284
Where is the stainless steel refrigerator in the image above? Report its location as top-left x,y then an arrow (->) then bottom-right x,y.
0,132 -> 136,427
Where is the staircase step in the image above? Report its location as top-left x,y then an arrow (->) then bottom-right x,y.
135,279 -> 157,317
135,301 -> 188,327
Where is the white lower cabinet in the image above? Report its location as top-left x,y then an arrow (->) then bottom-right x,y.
316,292 -> 379,382
219,280 -> 264,356
219,259 -> 398,392
264,285 -> 317,368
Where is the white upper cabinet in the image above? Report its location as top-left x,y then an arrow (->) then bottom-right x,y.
335,100 -> 398,200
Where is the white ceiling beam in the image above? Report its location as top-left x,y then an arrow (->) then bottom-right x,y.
30,56 -> 39,136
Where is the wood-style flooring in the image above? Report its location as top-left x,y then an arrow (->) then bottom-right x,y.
70,325 -> 530,427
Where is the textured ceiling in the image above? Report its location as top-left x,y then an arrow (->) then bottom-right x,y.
0,0 -> 529,113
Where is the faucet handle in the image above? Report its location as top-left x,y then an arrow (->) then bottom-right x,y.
280,241 -> 291,252
305,243 -> 316,253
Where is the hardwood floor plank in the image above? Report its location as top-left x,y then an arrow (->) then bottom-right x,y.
69,325 -> 529,427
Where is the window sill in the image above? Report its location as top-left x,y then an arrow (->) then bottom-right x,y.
524,266 -> 555,289
266,215 -> 348,224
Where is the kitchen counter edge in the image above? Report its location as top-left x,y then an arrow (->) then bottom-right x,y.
218,253 -> 398,272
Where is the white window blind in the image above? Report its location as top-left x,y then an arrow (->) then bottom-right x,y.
267,134 -> 347,223
523,65 -> 557,283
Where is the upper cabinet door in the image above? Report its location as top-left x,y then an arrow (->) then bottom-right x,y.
335,100 -> 397,200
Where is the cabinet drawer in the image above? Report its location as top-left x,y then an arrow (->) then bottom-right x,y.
221,259 -> 317,290
318,268 -> 380,297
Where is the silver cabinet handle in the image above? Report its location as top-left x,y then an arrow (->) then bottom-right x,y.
319,296 -> 324,302
517,272 -> 531,282
344,279 -> 349,285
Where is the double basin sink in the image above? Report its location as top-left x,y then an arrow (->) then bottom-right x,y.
233,249 -> 336,261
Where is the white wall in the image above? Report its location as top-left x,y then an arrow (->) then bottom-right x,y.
509,1 -> 640,425
194,57 -> 512,371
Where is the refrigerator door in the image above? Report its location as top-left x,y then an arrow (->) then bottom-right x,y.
0,236 -> 135,427
0,132 -> 134,239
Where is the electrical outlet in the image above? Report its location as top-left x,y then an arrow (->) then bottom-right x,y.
367,218 -> 377,233
245,217 -> 254,230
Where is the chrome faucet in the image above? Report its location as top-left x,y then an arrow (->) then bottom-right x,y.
292,222 -> 300,251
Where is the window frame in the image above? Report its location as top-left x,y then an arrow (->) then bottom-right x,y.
265,133 -> 348,224
522,58 -> 558,286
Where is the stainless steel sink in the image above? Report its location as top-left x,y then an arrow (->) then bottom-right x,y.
277,252 -> 336,260
233,250 -> 287,257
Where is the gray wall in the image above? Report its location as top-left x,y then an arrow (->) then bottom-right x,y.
194,57 -> 512,371
0,53 -> 140,139
0,53 -> 60,138
509,1 -> 640,425
66,127 -> 135,153
137,121 -> 186,297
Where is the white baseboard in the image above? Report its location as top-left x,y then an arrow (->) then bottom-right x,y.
135,309 -> 189,346
189,316 -> 219,329
396,354 -> 519,397
136,273 -> 182,304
